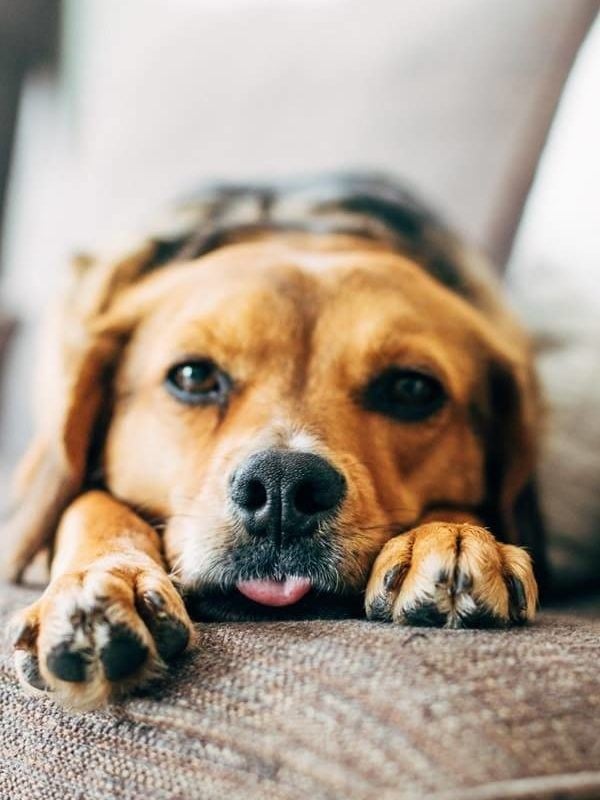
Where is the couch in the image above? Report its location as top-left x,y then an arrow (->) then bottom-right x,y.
2,583 -> 600,799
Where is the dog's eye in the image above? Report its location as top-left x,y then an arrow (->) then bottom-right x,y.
362,368 -> 446,421
165,360 -> 230,405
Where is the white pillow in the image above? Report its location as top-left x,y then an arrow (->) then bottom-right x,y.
507,19 -> 600,589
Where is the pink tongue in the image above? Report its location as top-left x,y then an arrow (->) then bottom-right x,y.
236,577 -> 312,607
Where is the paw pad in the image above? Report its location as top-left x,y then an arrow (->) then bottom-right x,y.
99,623 -> 148,681
46,641 -> 91,683
138,591 -> 190,660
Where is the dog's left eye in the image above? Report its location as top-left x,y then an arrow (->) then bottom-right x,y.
165,359 -> 230,405
362,367 -> 446,422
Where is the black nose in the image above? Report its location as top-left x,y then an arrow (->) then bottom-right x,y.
230,450 -> 346,541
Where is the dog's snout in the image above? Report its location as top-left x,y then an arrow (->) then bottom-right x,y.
230,450 -> 346,540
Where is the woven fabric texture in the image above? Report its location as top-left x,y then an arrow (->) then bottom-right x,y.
1,583 -> 599,800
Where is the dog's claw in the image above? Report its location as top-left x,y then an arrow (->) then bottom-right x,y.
141,590 -> 166,613
507,574 -> 528,624
15,650 -> 50,692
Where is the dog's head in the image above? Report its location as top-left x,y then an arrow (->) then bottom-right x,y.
5,225 -> 540,619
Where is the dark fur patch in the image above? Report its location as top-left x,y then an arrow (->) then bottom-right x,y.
186,589 -> 362,622
11,619 -> 38,650
454,568 -> 473,594
142,173 -> 475,302
383,564 -> 404,592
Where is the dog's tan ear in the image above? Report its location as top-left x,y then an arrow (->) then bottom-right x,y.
2,241 -> 160,583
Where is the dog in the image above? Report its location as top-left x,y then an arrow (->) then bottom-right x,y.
5,174 -> 543,710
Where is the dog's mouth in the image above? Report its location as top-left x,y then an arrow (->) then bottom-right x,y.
179,535 -> 366,621
184,576 -> 363,622
236,576 -> 313,606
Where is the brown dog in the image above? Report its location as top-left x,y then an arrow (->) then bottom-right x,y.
5,175 -> 542,710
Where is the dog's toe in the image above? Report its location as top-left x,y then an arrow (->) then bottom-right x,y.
12,564 -> 195,710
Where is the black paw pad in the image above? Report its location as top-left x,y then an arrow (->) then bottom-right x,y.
100,624 -> 148,681
459,606 -> 506,629
138,592 -> 189,660
403,601 -> 447,628
149,617 -> 190,661
46,642 -> 89,682
367,593 -> 394,622
507,575 -> 528,624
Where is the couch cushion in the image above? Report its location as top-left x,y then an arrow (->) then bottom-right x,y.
507,17 -> 600,591
60,0 -> 594,264
1,582 -> 599,800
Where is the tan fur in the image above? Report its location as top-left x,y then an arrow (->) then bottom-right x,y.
6,231 -> 540,709
10,491 -> 195,709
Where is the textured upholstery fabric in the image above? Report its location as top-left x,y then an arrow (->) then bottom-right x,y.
1,582 -> 600,800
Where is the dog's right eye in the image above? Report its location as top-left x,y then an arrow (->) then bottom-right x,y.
165,359 -> 231,405
361,367 -> 446,422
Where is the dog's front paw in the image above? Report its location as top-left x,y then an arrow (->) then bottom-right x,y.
365,523 -> 537,628
10,559 -> 194,710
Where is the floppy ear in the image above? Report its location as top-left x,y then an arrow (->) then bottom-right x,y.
2,192 -> 277,582
2,240 -> 159,583
481,344 -> 548,585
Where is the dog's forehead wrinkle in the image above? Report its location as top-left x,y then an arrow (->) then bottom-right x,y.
145,239 -> 427,307
153,265 -> 319,339
137,246 -> 449,358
